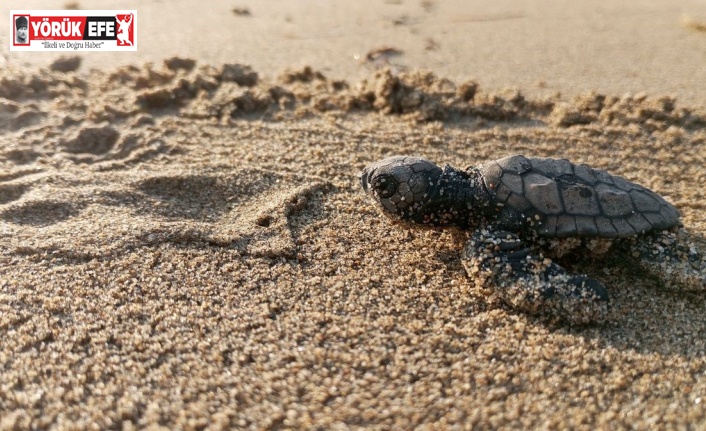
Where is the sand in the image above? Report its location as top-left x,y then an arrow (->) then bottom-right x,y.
3,0 -> 706,105
0,58 -> 705,430
2,1 -> 706,429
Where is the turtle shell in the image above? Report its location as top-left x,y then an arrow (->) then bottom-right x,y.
479,155 -> 680,238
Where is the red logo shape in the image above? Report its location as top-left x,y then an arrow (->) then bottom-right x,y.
115,13 -> 134,46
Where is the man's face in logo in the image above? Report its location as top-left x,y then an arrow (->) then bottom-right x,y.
17,25 -> 28,41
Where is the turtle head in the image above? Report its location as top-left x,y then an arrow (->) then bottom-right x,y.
361,156 -> 443,224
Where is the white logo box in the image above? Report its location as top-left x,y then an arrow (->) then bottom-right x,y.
11,10 -> 137,51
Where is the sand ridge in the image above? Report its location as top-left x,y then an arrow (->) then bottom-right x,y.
1,60 -> 706,429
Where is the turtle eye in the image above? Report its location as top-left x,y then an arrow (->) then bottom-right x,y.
372,174 -> 398,199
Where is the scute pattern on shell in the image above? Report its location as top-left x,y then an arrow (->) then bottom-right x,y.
479,155 -> 680,238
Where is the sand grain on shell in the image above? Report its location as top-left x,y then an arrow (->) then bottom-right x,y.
0,60 -> 705,429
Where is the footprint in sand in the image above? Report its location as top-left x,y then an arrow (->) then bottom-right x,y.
0,100 -> 47,132
55,124 -> 172,168
135,174 -> 235,220
0,200 -> 81,227
60,125 -> 121,155
1,166 -> 331,259
0,172 -> 81,227
0,184 -> 28,205
122,168 -> 332,258
3,149 -> 42,165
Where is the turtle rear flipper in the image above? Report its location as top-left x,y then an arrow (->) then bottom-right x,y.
462,229 -> 609,324
628,229 -> 706,291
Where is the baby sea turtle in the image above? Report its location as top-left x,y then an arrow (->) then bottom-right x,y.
361,155 -> 705,324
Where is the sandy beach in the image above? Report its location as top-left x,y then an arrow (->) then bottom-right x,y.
2,0 -> 706,429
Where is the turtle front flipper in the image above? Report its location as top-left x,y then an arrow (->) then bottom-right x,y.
626,229 -> 706,291
462,229 -> 609,324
